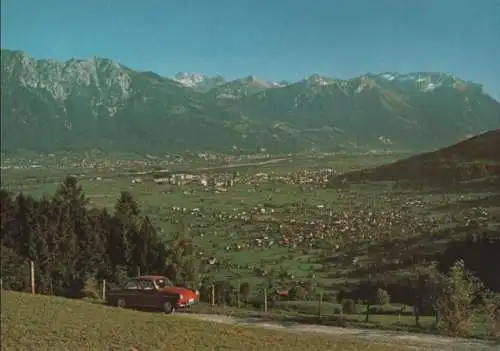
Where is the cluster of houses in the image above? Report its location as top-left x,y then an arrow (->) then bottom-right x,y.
123,166 -> 498,264
129,167 -> 340,190
164,193 -> 459,254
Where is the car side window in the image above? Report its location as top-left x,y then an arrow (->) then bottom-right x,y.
139,279 -> 155,291
125,279 -> 139,290
156,278 -> 172,288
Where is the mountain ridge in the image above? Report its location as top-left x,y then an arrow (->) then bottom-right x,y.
4,49 -> 494,100
331,129 -> 500,185
1,49 -> 499,154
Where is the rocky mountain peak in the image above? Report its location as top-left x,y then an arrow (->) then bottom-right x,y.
1,49 -> 498,154
1,49 -> 132,101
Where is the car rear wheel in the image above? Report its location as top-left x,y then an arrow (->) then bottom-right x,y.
163,301 -> 174,314
117,298 -> 126,308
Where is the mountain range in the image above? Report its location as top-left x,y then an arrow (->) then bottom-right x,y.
1,49 -> 499,155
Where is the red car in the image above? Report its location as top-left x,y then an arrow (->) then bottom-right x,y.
106,275 -> 199,314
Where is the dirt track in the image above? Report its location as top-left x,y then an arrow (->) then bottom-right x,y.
179,313 -> 498,350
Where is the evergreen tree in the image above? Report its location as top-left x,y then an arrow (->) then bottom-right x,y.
14,193 -> 37,259
0,179 -> 180,297
30,197 -> 53,294
113,191 -> 140,272
88,208 -> 110,280
135,215 -> 165,274
164,224 -> 200,288
0,189 -> 16,246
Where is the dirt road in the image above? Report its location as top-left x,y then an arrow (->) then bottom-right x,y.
179,313 -> 498,350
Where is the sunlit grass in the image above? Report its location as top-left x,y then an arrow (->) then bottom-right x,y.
1,291 -> 411,351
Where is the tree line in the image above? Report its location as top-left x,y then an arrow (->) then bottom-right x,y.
336,232 -> 500,336
1,176 -> 199,297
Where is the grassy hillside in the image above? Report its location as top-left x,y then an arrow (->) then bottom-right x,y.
1,291 -> 403,351
333,129 -> 500,185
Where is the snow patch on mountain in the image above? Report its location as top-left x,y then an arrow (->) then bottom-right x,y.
422,83 -> 437,92
174,72 -> 210,87
381,73 -> 396,81
170,70 -> 487,99
305,74 -> 335,86
272,81 -> 288,88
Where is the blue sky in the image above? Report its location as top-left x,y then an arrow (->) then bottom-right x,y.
2,0 -> 499,98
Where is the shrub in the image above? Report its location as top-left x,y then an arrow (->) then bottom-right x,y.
435,260 -> 482,336
213,280 -> 234,305
322,293 -> 336,303
249,298 -> 263,310
112,265 -> 130,287
239,282 -> 251,305
198,277 -> 214,304
375,288 -> 390,305
336,288 -> 347,304
480,292 -> 500,339
81,278 -> 100,299
289,285 -> 308,300
0,245 -> 28,292
341,299 -> 358,314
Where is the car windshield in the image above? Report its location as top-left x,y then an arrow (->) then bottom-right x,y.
155,278 -> 173,288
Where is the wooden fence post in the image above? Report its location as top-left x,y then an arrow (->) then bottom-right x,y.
211,284 -> 215,306
264,288 -> 268,313
237,281 -> 241,308
318,291 -> 323,318
102,279 -> 107,301
30,261 -> 35,296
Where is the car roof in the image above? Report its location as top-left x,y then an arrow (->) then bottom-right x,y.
131,275 -> 168,281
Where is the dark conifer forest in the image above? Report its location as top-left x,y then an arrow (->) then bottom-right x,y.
1,176 -> 175,296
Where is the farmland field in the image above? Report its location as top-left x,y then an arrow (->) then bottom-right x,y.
2,151 -> 499,337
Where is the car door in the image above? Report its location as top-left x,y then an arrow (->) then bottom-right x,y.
122,279 -> 140,307
137,279 -> 160,308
